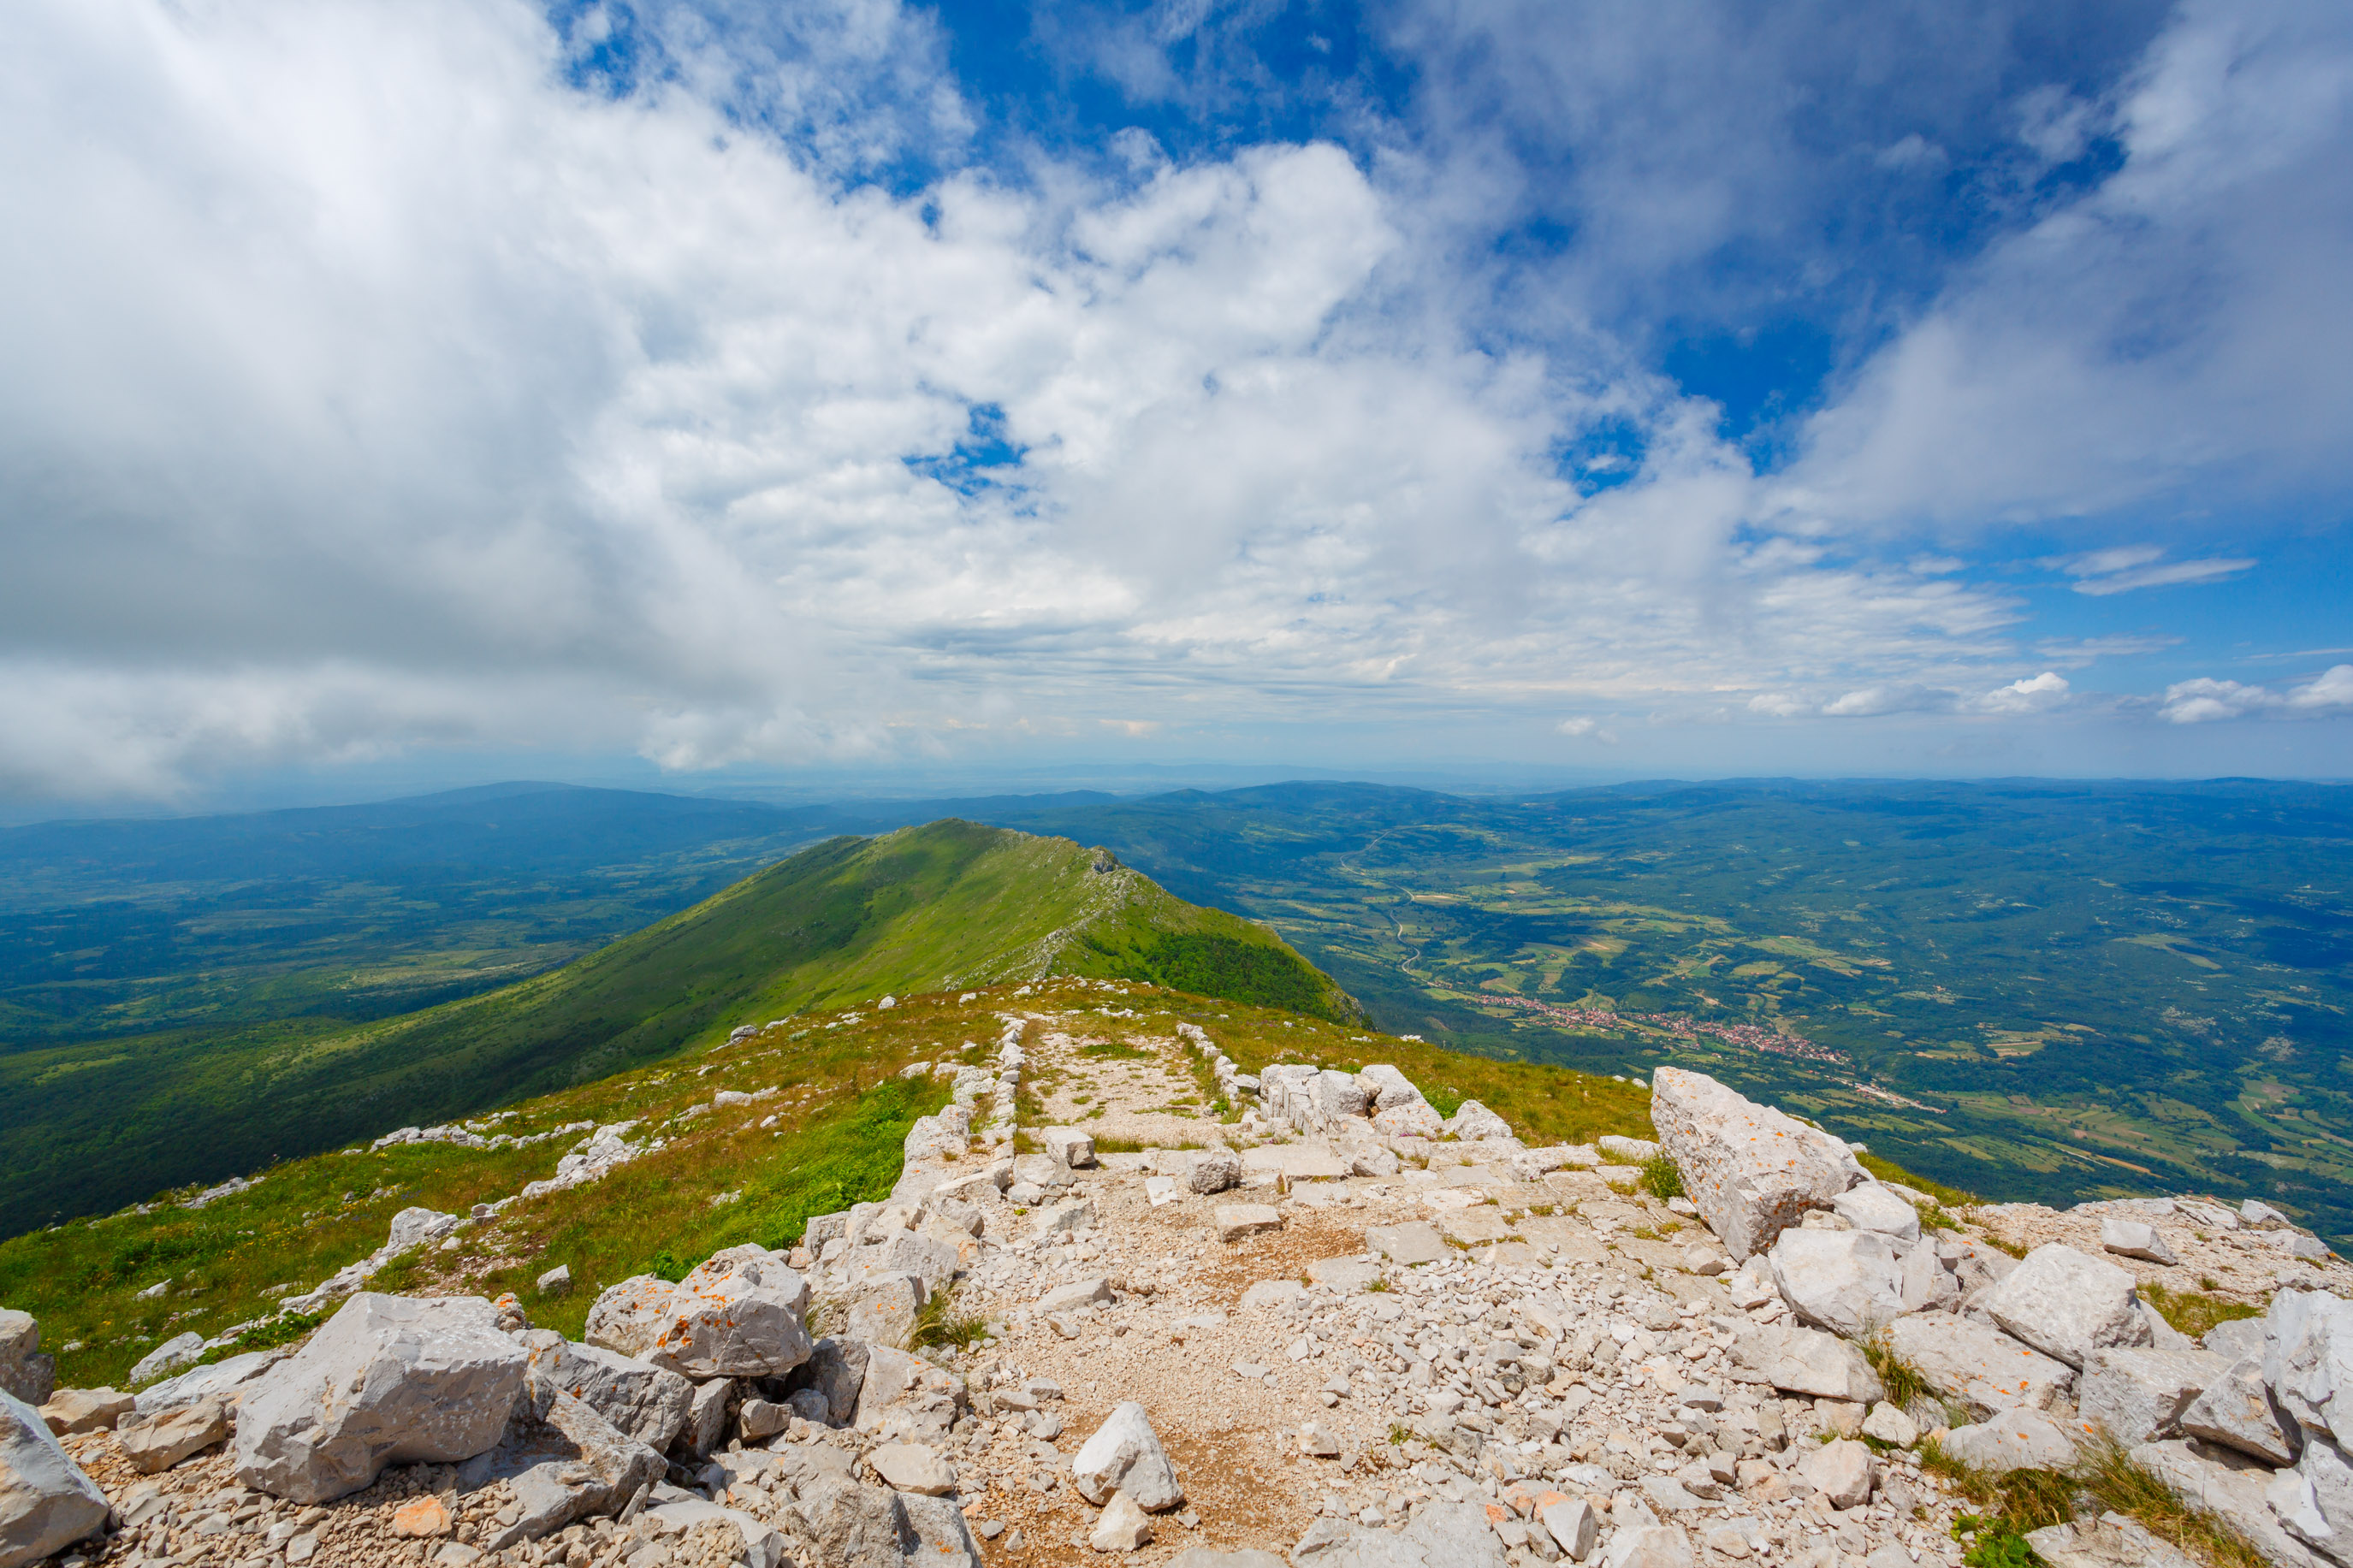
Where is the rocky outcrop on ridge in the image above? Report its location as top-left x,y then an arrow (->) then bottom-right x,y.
3,998 -> 2347,1568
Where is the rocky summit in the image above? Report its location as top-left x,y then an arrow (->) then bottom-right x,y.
1,1000 -> 2348,1568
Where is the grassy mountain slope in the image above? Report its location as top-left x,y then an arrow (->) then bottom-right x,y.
0,979 -> 1651,1392
0,820 -> 1356,1234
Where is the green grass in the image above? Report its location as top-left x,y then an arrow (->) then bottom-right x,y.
2,820 -> 1356,1237
1859,1151 -> 1978,1210
1639,1155 -> 1685,1201
1923,1435 -> 2267,1568
2142,1282 -> 2263,1340
1863,1332 -> 1933,1407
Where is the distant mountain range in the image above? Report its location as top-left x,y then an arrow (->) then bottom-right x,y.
5,776 -> 2349,1245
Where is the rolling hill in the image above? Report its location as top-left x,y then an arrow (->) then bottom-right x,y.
0,820 -> 1357,1234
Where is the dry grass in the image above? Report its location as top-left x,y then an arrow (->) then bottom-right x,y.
2142,1281 -> 2262,1340
1920,1432 -> 2268,1568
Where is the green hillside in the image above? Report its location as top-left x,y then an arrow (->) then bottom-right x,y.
0,820 -> 1358,1234
0,979 -> 1649,1393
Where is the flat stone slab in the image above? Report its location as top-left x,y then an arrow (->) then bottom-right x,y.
1365,1222 -> 1447,1265
1240,1144 -> 1349,1180
1306,1257 -> 1383,1292
1215,1204 -> 1284,1242
1438,1209 -> 1514,1246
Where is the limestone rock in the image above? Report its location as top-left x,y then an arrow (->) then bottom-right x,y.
0,1388 -> 109,1568
1832,1185 -> 1920,1246
37,1388 -> 131,1436
854,1346 -> 967,1439
2178,1354 -> 2298,1465
1306,1257 -> 1382,1292
1072,1401 -> 1182,1512
903,1491 -> 984,1568
1292,1500 -> 1509,1568
2290,1437 -> 2353,1563
1366,1222 -> 1447,1265
1182,1146 -> 1243,1194
119,1395 -> 231,1472
641,1246 -> 813,1380
2100,1218 -> 2178,1266
1093,1489 -> 1155,1552
234,1293 -> 528,1503
2267,1289 -> 2353,1443
2131,1438 -> 2327,1568
791,1337 -> 870,1426
1899,1243 -> 1959,1314
127,1332 -> 204,1388
1444,1101 -> 1514,1142
1360,1066 -> 1446,1139
484,1388 -> 668,1551
1217,1204 -> 1283,1242
1882,1314 -> 2072,1420
1727,1325 -> 1885,1404
780,1472 -> 916,1568
681,1376 -> 731,1456
2078,1346 -> 2224,1446
0,1315 -> 54,1411
536,1264 -> 572,1297
1040,1277 -> 1113,1314
2024,1517 -> 2202,1568
738,1397 -> 789,1441
2203,1318 -> 2267,1361
1861,1402 -> 1918,1447
582,1275 -> 675,1360
1604,1524 -> 1696,1568
1768,1229 -> 1904,1338
849,1274 -> 928,1349
868,1441 -> 957,1495
1941,1407 -> 2080,1473
1982,1244 -> 2152,1369
133,1349 -> 285,1417
1649,1068 -> 1866,1262
516,1332 -> 694,1451
1043,1127 -> 1097,1169
1798,1439 -> 1873,1508
387,1207 -> 459,1257
1541,1494 -> 1600,1560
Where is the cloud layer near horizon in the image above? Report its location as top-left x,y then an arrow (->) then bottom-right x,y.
2,0 -> 2349,800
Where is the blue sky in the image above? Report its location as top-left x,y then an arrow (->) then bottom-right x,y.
1,0 -> 2349,808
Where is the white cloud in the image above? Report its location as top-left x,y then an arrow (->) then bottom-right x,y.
2160,664 -> 2353,723
1778,0 -> 2353,530
2051,546 -> 2257,595
1975,672 -> 2071,713
0,0 -> 2347,801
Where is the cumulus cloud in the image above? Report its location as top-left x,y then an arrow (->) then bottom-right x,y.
1778,0 -> 2353,530
2160,665 -> 2353,722
0,0 -> 2347,800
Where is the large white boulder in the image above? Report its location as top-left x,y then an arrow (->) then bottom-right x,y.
1,1388 -> 109,1568
516,1332 -> 694,1450
590,1247 -> 813,1380
1649,1068 -> 1866,1261
853,1346 -> 967,1439
2267,1289 -> 2353,1444
2078,1347 -> 2226,1445
1882,1314 -> 2072,1421
234,1293 -> 527,1504
0,1315 -> 54,1411
385,1207 -> 460,1254
1767,1229 -> 1904,1339
1981,1244 -> 2152,1369
483,1388 -> 667,1552
1798,1440 -> 1874,1509
1072,1401 -> 1184,1512
2279,1438 -> 2353,1564
1941,1408 -> 2080,1474
2133,1439 -> 2328,1568
2178,1354 -> 2298,1465
1832,1185 -> 1920,1246
1727,1324 -> 1885,1404
1359,1066 -> 1445,1139
1444,1101 -> 1514,1142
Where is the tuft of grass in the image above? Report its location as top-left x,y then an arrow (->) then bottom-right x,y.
1923,1432 -> 2268,1568
1093,1136 -> 1145,1155
1863,1331 -> 1933,1408
1605,1180 -> 1637,1198
1639,1156 -> 1685,1202
1979,1230 -> 2028,1259
1367,1278 -> 1390,1293
1916,1202 -> 1963,1234
1389,1423 -> 1413,1446
2142,1282 -> 2261,1340
1079,1042 -> 1151,1060
911,1287 -> 991,1352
